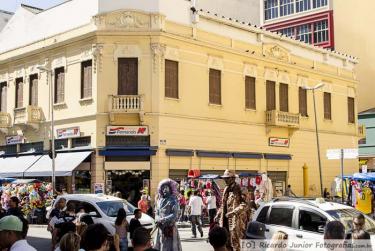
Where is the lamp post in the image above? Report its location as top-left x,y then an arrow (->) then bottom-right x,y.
37,65 -> 56,195
303,83 -> 324,197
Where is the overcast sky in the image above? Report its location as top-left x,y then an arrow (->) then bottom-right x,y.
0,0 -> 66,13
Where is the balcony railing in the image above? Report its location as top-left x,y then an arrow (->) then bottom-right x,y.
14,106 -> 43,125
358,124 -> 366,138
266,110 -> 300,128
0,112 -> 11,128
108,95 -> 144,113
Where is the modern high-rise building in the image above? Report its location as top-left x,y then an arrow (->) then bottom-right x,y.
262,0 -> 334,49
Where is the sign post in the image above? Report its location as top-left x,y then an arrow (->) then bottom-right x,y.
326,148 -> 358,204
340,149 -> 344,204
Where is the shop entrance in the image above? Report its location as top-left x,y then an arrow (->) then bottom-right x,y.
267,171 -> 287,197
106,170 -> 150,206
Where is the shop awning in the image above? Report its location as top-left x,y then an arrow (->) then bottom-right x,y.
0,155 -> 42,177
263,153 -> 292,160
99,146 -> 157,157
232,152 -> 263,159
23,151 -> 92,177
166,149 -> 194,157
196,150 -> 232,158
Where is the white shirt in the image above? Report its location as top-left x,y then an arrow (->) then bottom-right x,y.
188,195 -> 203,215
206,195 -> 217,210
10,240 -> 36,251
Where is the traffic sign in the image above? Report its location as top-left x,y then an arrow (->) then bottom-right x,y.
326,148 -> 358,160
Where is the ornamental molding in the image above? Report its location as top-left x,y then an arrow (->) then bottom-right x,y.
296,75 -> 308,87
151,43 -> 166,73
51,55 -> 66,69
165,47 -> 179,61
113,44 -> 142,61
93,44 -> 104,73
243,64 -> 257,78
94,10 -> 165,31
264,68 -> 278,82
263,43 -> 290,63
278,71 -> 290,84
208,55 -> 223,70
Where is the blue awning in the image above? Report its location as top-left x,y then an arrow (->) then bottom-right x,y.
99,146 -> 157,157
196,150 -> 232,158
233,152 -> 263,159
166,149 -> 194,157
263,153 -> 292,160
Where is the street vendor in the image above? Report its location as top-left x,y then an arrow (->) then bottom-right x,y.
215,170 -> 248,251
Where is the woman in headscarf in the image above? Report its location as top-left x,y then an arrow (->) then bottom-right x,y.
153,179 -> 182,251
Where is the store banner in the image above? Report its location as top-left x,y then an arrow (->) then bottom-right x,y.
6,135 -> 24,145
106,126 -> 149,136
269,137 -> 289,147
57,127 -> 80,139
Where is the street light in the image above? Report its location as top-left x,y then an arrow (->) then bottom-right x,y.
302,83 -> 325,197
37,65 -> 56,195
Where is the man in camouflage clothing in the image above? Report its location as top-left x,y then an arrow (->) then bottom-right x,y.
215,170 -> 248,251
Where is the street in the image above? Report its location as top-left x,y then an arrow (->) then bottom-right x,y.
27,225 -> 213,251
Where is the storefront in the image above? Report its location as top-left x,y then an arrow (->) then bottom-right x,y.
100,126 -> 156,206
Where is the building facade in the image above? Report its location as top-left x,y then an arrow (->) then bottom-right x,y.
359,110 -> 375,172
0,10 -> 13,31
0,0 -> 360,200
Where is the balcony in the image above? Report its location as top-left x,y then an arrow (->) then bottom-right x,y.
14,106 -> 44,129
266,110 -> 300,129
108,95 -> 144,123
358,124 -> 366,138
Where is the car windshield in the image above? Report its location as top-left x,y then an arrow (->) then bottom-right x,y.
96,200 -> 137,217
327,208 -> 375,233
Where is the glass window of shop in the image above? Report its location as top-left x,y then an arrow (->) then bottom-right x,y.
19,142 -> 44,153
0,144 -> 17,155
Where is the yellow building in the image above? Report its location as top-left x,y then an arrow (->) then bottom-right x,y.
0,0 -> 361,201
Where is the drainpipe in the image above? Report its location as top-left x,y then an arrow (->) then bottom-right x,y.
302,163 -> 308,197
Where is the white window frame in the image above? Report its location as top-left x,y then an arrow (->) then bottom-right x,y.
313,0 -> 328,8
297,24 -> 312,44
265,0 -> 279,20
295,0 -> 311,13
313,20 -> 329,44
280,0 -> 295,17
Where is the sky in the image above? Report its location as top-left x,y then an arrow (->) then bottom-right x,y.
0,0 -> 66,13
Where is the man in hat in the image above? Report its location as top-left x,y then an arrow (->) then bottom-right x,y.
0,215 -> 36,251
215,170 -> 248,251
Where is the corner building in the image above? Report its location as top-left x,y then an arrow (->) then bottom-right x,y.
0,0 -> 360,199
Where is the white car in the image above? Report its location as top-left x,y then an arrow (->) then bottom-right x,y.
48,194 -> 155,236
252,197 -> 375,242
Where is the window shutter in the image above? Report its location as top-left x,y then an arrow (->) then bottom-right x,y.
245,76 -> 256,109
324,92 -> 331,120
54,67 -> 65,104
266,80 -> 276,111
118,58 -> 138,95
29,74 -> 38,106
81,60 -> 92,99
299,87 -> 307,116
279,83 -> 289,112
348,97 -> 355,123
165,60 -> 179,98
209,69 -> 221,105
15,78 -> 23,108
0,82 -> 6,112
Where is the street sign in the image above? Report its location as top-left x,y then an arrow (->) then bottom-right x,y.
326,148 -> 358,160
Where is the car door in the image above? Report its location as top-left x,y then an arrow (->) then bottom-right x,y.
266,204 -> 296,239
296,207 -> 326,242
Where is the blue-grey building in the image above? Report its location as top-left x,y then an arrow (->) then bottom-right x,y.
359,108 -> 375,171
